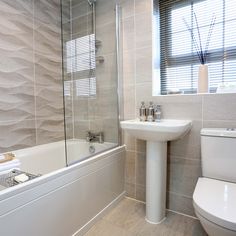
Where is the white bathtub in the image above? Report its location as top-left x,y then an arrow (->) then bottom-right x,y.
0,141 -> 125,236
12,139 -> 118,175
66,139 -> 118,165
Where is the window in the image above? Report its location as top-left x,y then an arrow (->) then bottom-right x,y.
158,0 -> 236,94
75,77 -> 96,97
66,34 -> 95,73
65,34 -> 97,97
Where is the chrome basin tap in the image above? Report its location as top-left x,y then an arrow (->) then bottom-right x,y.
86,131 -> 104,143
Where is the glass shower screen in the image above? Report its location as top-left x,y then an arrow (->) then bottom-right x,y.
61,0 -> 120,165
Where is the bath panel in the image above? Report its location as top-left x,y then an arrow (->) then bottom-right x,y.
0,144 -> 125,236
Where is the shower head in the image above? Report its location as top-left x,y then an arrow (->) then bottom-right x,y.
87,0 -> 96,6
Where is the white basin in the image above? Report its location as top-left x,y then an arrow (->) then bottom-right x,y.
120,119 -> 192,142
121,119 -> 192,224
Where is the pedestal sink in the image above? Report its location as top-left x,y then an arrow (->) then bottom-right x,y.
120,119 -> 192,224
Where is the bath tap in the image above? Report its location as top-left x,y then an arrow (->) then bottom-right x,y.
86,131 -> 104,143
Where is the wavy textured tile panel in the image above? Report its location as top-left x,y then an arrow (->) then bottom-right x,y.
0,2 -> 34,124
35,55 -> 62,87
34,24 -> 61,58
34,0 -> 61,27
36,118 -> 65,145
0,86 -> 35,121
0,119 -> 36,153
35,85 -> 64,118
0,0 -> 64,152
0,0 -> 33,16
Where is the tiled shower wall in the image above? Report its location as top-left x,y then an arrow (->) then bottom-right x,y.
62,0 -> 119,144
0,0 -> 64,153
120,0 -> 153,202
121,0 -> 236,216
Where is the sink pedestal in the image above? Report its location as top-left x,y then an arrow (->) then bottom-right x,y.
146,141 -> 167,224
120,119 -> 192,224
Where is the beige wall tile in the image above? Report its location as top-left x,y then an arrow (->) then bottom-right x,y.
203,93 -> 236,121
64,96 -> 73,118
0,119 -> 36,153
120,0 -> 135,19
73,98 -> 89,120
122,50 -> 136,86
96,0 -> 116,27
169,120 -> 202,160
0,0 -> 64,152
61,0 -> 70,24
102,118 -> 119,143
135,152 -> 146,186
135,0 -> 152,15
135,47 -> 152,83
98,86 -> 119,118
1,0 -> 33,16
35,85 -> 64,118
34,22 -> 61,59
125,151 -> 136,184
34,0 -> 61,27
123,85 -> 136,119
167,192 -> 195,216
0,85 -> 35,122
167,157 -> 201,197
135,13 -> 152,49
157,95 -> 203,120
88,98 -> 100,120
89,119 -> 103,132
74,120 -> 89,139
65,116 -> 74,140
135,139 -> 146,153
125,182 -> 136,199
96,53 -> 117,89
72,14 -> 93,35
36,117 -> 64,145
122,131 -> 135,151
72,1 -> 91,19
135,184 -> 145,202
96,22 -> 116,56
122,17 -> 135,51
203,120 -> 236,129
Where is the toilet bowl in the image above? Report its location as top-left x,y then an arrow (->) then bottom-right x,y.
193,178 -> 236,236
193,128 -> 236,236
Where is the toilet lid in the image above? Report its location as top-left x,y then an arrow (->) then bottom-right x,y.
193,177 -> 236,231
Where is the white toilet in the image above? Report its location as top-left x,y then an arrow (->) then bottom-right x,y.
193,128 -> 236,236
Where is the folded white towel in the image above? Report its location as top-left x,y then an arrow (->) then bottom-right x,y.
0,159 -> 21,173
0,153 -> 15,163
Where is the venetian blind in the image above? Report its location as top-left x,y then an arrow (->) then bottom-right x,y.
159,0 -> 236,94
65,34 -> 96,97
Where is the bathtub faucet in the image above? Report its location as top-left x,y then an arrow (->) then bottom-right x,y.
86,131 -> 104,143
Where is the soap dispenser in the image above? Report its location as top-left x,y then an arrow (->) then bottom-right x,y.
154,105 -> 161,122
139,101 -> 146,122
146,102 -> 154,122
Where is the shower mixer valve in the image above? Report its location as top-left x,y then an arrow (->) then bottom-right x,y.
86,131 -> 104,143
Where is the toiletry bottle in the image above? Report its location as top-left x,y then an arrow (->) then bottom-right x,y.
146,102 -> 154,122
154,105 -> 161,122
139,101 -> 146,121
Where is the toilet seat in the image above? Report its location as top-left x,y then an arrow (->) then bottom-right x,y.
193,177 -> 236,231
